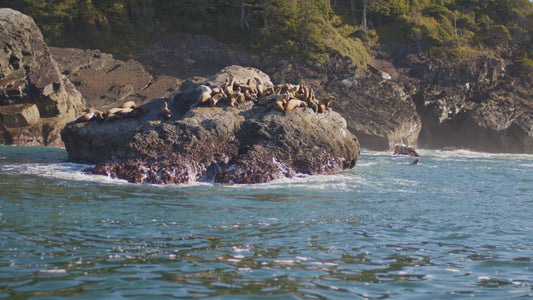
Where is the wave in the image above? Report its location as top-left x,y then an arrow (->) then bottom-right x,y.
0,147 -> 530,189
0,161 -> 129,185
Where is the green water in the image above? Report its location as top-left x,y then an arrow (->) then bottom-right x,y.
0,146 -> 532,299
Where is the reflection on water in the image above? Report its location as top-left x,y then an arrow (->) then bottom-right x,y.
0,146 -> 532,299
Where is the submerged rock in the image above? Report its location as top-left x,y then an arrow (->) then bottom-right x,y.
62,66 -> 360,184
393,145 -> 421,157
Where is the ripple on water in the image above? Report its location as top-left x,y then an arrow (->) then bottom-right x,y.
1,147 -> 532,298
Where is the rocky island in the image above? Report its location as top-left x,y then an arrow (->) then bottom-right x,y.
61,65 -> 360,184
1,4 -> 533,186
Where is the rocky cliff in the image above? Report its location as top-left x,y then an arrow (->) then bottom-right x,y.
136,36 -> 533,153
61,66 -> 360,184
0,8 -> 84,146
2,9 -> 532,154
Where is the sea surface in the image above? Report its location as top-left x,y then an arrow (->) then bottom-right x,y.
0,145 -> 532,299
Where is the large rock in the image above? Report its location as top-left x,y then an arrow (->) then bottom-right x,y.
415,86 -> 533,153
331,67 -> 422,150
0,8 -> 84,146
411,56 -> 533,153
50,47 -> 181,111
62,66 -> 360,184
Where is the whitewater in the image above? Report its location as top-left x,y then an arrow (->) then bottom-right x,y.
0,145 -> 532,299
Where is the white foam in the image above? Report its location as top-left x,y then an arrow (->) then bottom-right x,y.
0,162 -> 128,185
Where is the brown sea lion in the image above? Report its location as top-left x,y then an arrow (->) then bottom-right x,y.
273,100 -> 285,112
224,76 -> 236,96
318,96 -> 336,113
255,77 -> 265,96
285,99 -> 307,112
197,85 -> 212,105
160,101 -> 171,119
75,111 -> 95,123
121,100 -> 136,109
105,107 -> 135,122
210,93 -> 225,107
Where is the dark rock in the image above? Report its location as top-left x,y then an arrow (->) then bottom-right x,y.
393,145 -> 421,157
331,67 -> 421,150
0,8 -> 84,146
413,59 -> 533,153
62,66 -> 360,184
136,35 -> 533,153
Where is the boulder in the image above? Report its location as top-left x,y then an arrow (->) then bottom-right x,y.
0,103 -> 40,128
50,47 -> 181,111
392,145 -> 421,157
0,8 -> 84,146
62,66 -> 360,184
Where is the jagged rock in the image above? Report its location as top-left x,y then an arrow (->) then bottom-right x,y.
415,87 -> 533,153
393,145 -> 420,157
0,8 -> 84,146
331,68 -> 422,150
0,103 -> 40,128
62,66 -> 360,184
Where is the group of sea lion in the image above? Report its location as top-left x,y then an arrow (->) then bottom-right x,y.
196,77 -> 335,113
75,101 -> 148,123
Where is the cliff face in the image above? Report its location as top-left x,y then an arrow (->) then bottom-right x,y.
1,9 -> 531,154
134,35 -> 533,153
0,9 -> 84,146
408,55 -> 533,153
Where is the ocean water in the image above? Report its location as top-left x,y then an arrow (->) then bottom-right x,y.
0,145 -> 532,299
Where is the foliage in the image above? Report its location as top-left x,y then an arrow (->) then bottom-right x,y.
0,0 -> 532,67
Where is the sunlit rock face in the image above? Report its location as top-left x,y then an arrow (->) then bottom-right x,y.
0,8 -> 84,146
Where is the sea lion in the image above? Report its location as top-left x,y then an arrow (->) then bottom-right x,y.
285,99 -> 307,112
258,91 -> 283,105
210,93 -> 225,107
160,101 -> 171,119
75,111 -> 95,123
318,96 -> 335,113
105,107 -> 134,122
197,85 -> 212,105
95,111 -> 105,121
236,91 -> 246,104
307,98 -> 318,112
211,87 -> 223,94
244,90 -> 254,101
229,87 -> 242,107
273,99 -> 285,112
410,159 -> 419,165
224,76 -> 236,96
121,100 -> 136,109
255,77 -> 265,96
262,87 -> 275,97
238,83 -> 257,95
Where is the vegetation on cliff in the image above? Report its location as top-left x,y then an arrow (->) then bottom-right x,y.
1,0 -> 532,71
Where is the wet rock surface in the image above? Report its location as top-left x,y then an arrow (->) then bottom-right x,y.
62,66 -> 360,184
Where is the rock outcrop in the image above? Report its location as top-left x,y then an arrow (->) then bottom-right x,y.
0,8 -> 84,146
50,47 -> 181,111
61,66 -> 360,184
410,56 -> 533,153
136,35 -> 533,153
331,66 -> 422,150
